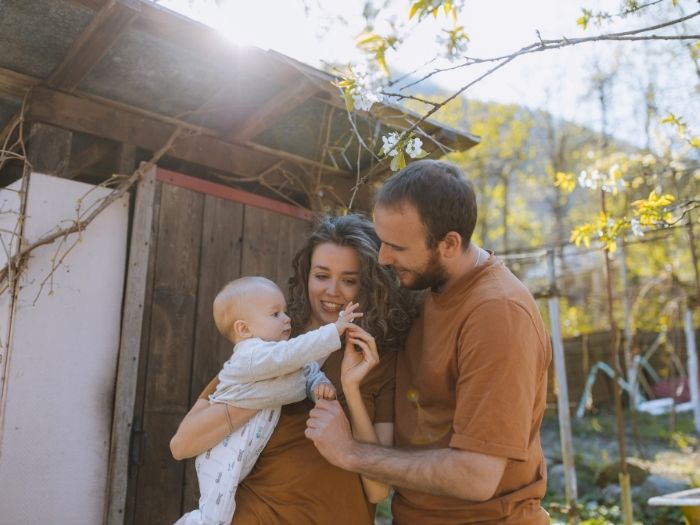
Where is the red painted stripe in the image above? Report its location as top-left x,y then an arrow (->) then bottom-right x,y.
156,168 -> 314,222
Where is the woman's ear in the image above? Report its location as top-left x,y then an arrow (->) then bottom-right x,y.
439,231 -> 463,258
233,319 -> 251,340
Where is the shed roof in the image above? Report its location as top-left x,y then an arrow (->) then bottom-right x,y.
0,0 -> 479,211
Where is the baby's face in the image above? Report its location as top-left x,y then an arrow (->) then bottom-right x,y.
244,285 -> 291,342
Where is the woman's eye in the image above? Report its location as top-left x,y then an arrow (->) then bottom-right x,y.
314,274 -> 328,280
343,280 -> 358,286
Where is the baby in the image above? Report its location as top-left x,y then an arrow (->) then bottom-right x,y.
175,276 -> 360,525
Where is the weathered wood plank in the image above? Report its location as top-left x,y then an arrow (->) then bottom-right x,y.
134,183 -> 204,525
123,181 -> 161,525
0,67 -> 38,99
27,86 -> 270,177
27,123 -> 72,178
181,195 -> 245,511
117,143 -> 137,176
105,165 -> 156,525
240,205 -> 283,285
276,215 -> 311,293
26,87 -> 351,178
47,0 -> 140,91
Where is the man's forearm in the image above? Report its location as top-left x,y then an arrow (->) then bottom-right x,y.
341,442 -> 504,502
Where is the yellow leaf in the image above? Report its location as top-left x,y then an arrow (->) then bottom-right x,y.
690,137 -> 700,148
356,33 -> 381,47
661,113 -> 676,125
377,54 -> 389,76
409,2 -> 420,20
576,16 -> 588,30
342,90 -> 354,112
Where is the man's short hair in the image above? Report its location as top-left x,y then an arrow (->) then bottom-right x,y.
375,160 -> 477,249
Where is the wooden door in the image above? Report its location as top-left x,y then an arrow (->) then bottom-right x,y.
125,169 -> 311,525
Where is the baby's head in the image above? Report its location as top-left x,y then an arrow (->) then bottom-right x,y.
213,276 -> 291,344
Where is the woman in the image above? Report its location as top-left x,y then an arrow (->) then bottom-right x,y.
170,214 -> 415,524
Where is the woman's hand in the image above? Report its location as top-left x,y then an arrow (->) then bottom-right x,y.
340,325 -> 379,391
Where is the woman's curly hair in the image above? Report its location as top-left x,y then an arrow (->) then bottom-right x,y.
287,214 -> 417,353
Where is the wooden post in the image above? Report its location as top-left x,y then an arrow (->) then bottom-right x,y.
547,250 -> 579,524
600,191 -> 633,525
104,165 -> 156,525
685,213 -> 700,434
684,307 -> 700,434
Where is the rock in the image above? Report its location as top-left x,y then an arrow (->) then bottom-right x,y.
633,475 -> 689,503
601,483 -> 621,501
596,458 -> 649,487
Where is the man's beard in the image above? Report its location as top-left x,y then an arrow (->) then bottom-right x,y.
402,248 -> 448,291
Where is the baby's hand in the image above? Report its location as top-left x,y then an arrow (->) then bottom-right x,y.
313,381 -> 337,401
334,302 -> 363,335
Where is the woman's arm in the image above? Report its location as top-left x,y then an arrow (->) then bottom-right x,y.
340,326 -> 392,503
170,378 -> 258,460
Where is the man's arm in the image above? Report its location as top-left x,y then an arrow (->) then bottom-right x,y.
305,399 -> 507,502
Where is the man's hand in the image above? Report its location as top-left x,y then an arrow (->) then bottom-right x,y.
305,399 -> 356,468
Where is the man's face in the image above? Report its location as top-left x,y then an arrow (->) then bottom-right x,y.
373,203 -> 448,291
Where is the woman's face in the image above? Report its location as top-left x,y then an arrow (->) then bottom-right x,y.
307,242 -> 362,328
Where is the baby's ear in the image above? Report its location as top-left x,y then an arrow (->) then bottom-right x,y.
233,319 -> 250,339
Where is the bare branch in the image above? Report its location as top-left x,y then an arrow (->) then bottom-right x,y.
396,10 -> 700,92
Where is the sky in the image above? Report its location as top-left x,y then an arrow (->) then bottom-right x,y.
158,0 -> 699,146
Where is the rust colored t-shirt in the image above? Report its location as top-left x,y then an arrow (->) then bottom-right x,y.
393,254 -> 552,524
199,347 -> 396,525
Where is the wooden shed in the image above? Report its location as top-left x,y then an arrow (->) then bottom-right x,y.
0,1 -> 478,524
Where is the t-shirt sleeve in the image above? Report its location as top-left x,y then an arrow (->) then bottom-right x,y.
449,298 -> 544,461
368,350 -> 396,424
198,376 -> 219,400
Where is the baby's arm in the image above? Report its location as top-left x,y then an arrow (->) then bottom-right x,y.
304,362 -> 336,402
227,303 -> 363,383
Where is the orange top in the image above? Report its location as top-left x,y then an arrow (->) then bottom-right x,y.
393,255 -> 551,524
199,347 -> 396,524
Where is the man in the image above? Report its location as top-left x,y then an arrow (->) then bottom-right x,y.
305,160 -> 552,524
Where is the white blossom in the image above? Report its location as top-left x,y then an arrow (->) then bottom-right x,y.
578,168 -> 625,193
382,132 -> 401,157
630,218 -> 644,237
405,137 -> 423,158
349,63 -> 385,112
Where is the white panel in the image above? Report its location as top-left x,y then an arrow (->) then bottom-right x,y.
0,179 -> 23,399
0,173 -> 129,525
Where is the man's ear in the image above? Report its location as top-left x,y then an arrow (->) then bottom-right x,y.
233,319 -> 251,340
439,231 -> 463,258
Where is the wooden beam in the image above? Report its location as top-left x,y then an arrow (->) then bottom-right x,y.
230,81 -> 320,142
47,0 -> 140,91
105,164 -> 156,525
0,68 -> 38,99
25,87 -> 359,197
0,67 -> 351,177
26,87 -> 273,176
27,123 -> 73,178
156,168 -> 313,221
